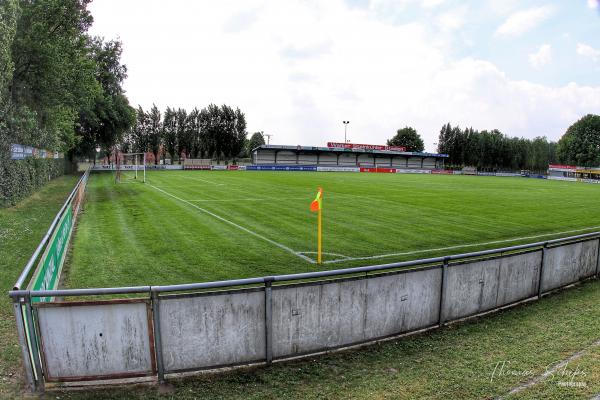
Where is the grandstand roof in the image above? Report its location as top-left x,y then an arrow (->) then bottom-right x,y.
253,144 -> 449,158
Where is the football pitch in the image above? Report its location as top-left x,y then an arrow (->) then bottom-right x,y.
64,170 -> 600,289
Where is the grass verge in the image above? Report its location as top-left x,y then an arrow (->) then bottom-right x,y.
0,175 -> 79,399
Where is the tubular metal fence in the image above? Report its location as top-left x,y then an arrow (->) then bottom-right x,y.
8,171 -> 600,392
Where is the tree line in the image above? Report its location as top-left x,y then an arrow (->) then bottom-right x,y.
0,0 -> 134,162
436,124 -> 558,171
123,104 -> 253,164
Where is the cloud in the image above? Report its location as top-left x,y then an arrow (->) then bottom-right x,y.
436,7 -> 468,32
588,0 -> 599,9
88,0 -> 600,151
529,44 -> 552,69
495,6 -> 555,37
421,0 -> 446,8
488,0 -> 519,15
280,41 -> 333,60
577,43 -> 600,61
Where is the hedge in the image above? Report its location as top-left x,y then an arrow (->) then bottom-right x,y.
0,157 -> 65,207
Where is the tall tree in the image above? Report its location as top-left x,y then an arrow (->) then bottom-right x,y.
131,106 -> 148,153
0,0 -> 18,158
388,126 -> 424,152
230,107 -> 247,160
246,131 -> 265,156
557,114 -> 600,166
148,104 -> 162,164
175,108 -> 188,162
162,107 -> 177,163
10,0 -> 99,151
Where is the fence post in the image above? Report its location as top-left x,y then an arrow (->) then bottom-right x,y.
537,243 -> 548,298
264,277 -> 274,365
23,294 -> 44,392
12,297 -> 35,392
151,291 -> 165,383
438,258 -> 449,326
596,238 -> 600,279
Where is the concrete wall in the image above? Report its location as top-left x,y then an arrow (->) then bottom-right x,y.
30,239 -> 599,384
442,251 -> 541,321
158,290 -> 266,372
36,301 -> 154,380
271,268 -> 441,358
541,240 -> 598,292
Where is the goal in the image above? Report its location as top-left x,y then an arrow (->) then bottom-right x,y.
115,152 -> 146,183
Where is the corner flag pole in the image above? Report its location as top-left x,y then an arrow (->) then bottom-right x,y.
317,204 -> 322,264
310,187 -> 323,264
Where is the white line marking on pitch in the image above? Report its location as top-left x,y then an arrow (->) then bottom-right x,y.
148,184 -> 315,264
185,197 -> 307,203
184,176 -> 225,186
322,225 -> 600,264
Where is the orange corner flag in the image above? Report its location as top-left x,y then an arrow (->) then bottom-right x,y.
310,187 -> 323,212
310,187 -> 323,264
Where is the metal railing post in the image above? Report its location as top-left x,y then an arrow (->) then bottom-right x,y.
23,294 -> 44,392
596,238 -> 600,279
12,297 -> 35,392
151,291 -> 165,383
538,243 -> 548,298
438,258 -> 449,326
264,277 -> 274,365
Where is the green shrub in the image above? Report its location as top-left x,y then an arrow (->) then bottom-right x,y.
0,157 -> 65,207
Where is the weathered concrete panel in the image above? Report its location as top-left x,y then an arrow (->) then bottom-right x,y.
159,290 -> 265,372
36,301 -> 153,380
496,251 -> 541,306
443,252 -> 540,321
443,258 -> 501,321
272,268 -> 441,358
364,268 -> 441,338
541,240 -> 598,292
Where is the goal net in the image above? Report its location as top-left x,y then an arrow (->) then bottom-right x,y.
116,153 -> 146,183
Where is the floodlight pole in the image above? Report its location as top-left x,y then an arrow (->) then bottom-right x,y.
343,121 -> 350,143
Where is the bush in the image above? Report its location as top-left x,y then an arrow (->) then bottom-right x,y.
0,157 -> 65,207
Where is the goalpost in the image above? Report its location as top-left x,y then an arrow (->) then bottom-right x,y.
115,152 -> 146,183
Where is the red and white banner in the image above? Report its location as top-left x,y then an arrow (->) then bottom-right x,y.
327,142 -> 406,152
548,164 -> 576,170
360,167 -> 397,173
431,169 -> 453,174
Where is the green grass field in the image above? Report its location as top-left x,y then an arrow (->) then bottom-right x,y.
65,170 -> 600,288
2,173 -> 600,399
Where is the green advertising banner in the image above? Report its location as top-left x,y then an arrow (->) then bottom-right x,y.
29,205 -> 73,302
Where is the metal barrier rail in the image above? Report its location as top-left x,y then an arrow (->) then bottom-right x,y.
13,169 -> 90,291
9,230 -> 600,298
9,168 -> 90,392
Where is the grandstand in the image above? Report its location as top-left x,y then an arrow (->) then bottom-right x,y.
548,164 -> 600,183
252,143 -> 448,169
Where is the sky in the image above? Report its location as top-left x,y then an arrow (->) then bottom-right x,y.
89,0 -> 600,152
